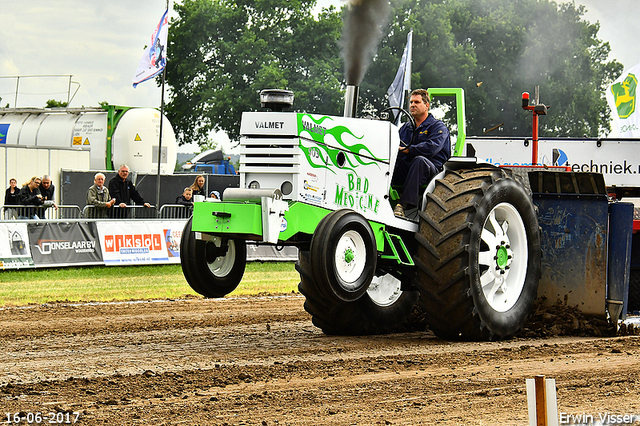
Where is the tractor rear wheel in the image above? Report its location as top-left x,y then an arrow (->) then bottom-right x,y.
180,217 -> 246,298
415,166 -> 541,340
298,250 -> 419,335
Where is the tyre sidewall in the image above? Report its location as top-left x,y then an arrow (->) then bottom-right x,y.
357,289 -> 420,330
468,177 -> 541,337
193,238 -> 247,297
299,249 -> 419,335
311,210 -> 377,302
180,217 -> 206,294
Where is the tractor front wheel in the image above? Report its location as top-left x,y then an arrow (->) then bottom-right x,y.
180,217 -> 246,298
309,210 -> 377,302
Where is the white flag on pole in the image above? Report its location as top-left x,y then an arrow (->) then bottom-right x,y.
132,9 -> 169,88
387,31 -> 413,113
606,61 -> 640,137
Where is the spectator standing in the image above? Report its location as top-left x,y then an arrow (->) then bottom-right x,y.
108,164 -> 151,217
39,175 -> 58,211
175,187 -> 193,217
190,175 -> 206,198
86,173 -> 116,218
4,178 -> 20,219
175,187 -> 194,207
19,176 -> 44,219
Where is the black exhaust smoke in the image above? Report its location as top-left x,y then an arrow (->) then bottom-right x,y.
341,0 -> 390,85
341,0 -> 390,117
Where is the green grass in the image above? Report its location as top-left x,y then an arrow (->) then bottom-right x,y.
0,262 -> 299,307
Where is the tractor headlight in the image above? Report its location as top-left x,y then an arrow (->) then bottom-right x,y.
280,181 -> 293,196
260,89 -> 294,112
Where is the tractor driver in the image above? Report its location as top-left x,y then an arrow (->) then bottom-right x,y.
392,89 -> 451,217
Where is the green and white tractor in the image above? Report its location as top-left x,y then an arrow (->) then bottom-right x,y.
180,87 -> 543,341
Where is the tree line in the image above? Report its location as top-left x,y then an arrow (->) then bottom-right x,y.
165,0 -> 623,148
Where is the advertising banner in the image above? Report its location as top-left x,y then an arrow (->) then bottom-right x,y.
27,222 -> 102,267
0,223 -> 34,269
96,221 -> 183,265
467,137 -> 640,187
1,219 -> 297,270
606,61 -> 640,137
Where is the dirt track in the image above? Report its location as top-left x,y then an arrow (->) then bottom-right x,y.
1,295 -> 639,425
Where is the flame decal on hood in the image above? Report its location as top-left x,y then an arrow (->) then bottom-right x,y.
297,113 -> 388,174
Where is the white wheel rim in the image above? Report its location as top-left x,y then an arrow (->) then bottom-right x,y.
207,237 -> 236,277
367,273 -> 403,307
478,202 -> 528,312
334,229 -> 367,288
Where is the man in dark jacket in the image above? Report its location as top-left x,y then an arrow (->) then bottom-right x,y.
108,164 -> 151,218
391,89 -> 451,217
39,175 -> 58,212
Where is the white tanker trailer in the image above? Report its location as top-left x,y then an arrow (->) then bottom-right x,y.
0,105 -> 177,174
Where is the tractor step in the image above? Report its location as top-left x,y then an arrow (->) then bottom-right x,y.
380,231 -> 414,266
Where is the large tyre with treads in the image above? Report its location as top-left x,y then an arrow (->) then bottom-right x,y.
180,217 -> 246,298
298,250 -> 419,335
415,166 -> 541,340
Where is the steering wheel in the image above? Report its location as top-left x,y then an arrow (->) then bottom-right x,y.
381,106 -> 416,147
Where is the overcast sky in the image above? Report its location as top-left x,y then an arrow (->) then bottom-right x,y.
1,0 -> 638,152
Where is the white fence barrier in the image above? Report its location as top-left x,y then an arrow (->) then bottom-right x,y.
0,218 -> 297,270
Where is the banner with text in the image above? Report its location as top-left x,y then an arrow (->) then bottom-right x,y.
0,223 -> 34,269
27,222 -> 102,267
1,219 -> 297,270
96,221 -> 183,265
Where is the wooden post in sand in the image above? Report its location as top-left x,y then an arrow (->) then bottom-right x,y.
526,376 -> 558,426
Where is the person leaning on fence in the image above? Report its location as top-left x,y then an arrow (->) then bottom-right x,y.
18,176 -> 44,219
175,187 -> 194,207
86,173 -> 116,218
4,178 -> 20,219
190,175 -> 206,198
175,187 -> 194,217
107,164 -> 151,218
39,174 -> 58,211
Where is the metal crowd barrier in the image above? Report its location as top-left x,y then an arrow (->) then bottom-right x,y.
2,204 -> 173,220
1,205 -> 82,220
81,205 -> 157,219
159,204 -> 192,219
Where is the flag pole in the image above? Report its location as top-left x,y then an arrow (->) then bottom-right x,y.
155,0 -> 169,210
155,65 -> 166,209
404,30 -> 413,113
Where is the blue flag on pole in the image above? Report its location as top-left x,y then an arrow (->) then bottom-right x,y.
132,9 -> 169,88
387,31 -> 413,118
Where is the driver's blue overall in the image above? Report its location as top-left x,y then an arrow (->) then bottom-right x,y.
391,113 -> 451,208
